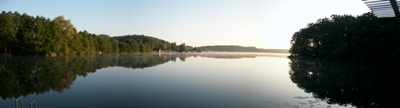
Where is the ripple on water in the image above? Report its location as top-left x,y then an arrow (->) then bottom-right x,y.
264,100 -> 300,108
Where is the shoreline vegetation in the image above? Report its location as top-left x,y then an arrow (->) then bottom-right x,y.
289,12 -> 400,65
0,11 -> 287,56
288,12 -> 400,108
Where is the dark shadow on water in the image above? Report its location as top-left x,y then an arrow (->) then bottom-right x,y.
289,58 -> 400,108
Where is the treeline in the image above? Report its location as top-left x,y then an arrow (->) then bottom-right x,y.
0,11 -> 190,56
198,45 -> 288,53
290,12 -> 400,64
113,35 -> 192,53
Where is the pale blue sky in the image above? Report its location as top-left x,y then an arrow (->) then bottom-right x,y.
0,0 -> 370,49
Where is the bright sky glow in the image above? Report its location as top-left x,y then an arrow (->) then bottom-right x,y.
0,0 -> 370,49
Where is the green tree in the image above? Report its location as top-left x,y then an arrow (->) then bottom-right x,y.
96,35 -> 113,53
9,11 -> 22,55
53,16 -> 75,39
33,16 -> 52,55
171,42 -> 177,51
140,44 -> 147,52
179,43 -> 188,52
0,11 -> 192,56
126,40 -> 139,52
49,17 -> 68,56
0,11 -> 16,54
69,33 -> 84,55
159,44 -> 167,50
79,30 -> 96,55
16,13 -> 36,55
289,12 -> 400,64
119,42 -> 132,53
111,38 -> 119,53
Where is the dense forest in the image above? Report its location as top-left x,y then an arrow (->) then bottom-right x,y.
289,12 -> 400,64
0,11 -> 190,56
113,35 -> 193,53
288,12 -> 400,107
198,45 -> 288,53
0,11 -> 290,56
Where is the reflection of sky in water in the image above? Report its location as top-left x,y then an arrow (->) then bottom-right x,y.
0,54 -> 350,108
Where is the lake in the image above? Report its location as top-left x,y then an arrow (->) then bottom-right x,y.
0,53 -> 395,108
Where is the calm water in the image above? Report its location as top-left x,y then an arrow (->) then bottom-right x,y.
1,53 -> 394,108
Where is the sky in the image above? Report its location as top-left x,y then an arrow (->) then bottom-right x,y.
0,0 -> 370,49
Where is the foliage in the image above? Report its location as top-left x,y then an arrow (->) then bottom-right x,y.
0,11 -> 16,55
179,43 -> 188,52
0,11 -> 191,56
113,35 -> 173,52
289,12 -> 400,64
1,11 -> 290,55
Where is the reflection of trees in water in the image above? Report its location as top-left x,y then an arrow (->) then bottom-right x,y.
0,53 -> 287,100
289,58 -> 400,108
176,53 -> 289,59
0,54 -> 182,100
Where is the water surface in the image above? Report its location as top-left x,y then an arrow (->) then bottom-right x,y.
0,53 -> 358,108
